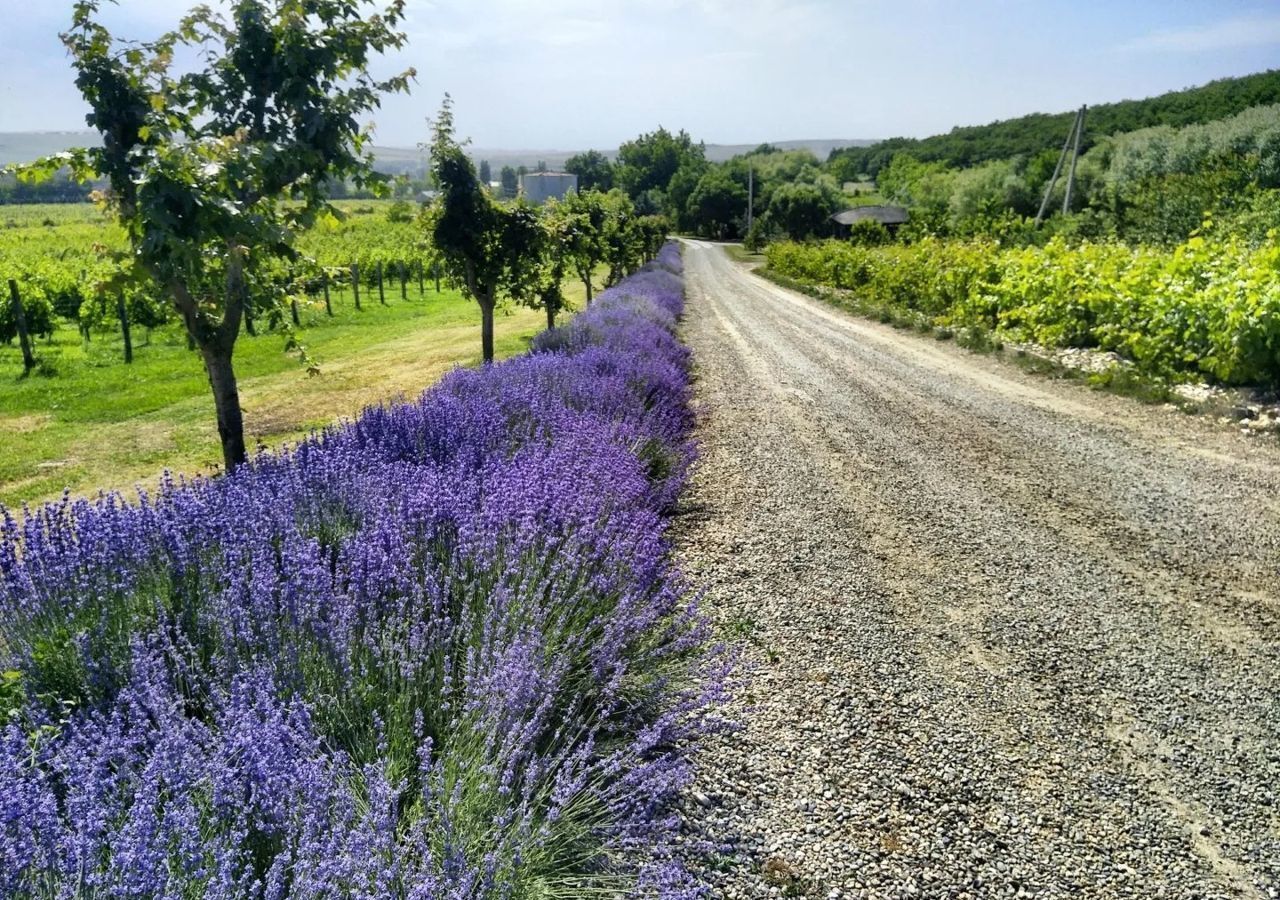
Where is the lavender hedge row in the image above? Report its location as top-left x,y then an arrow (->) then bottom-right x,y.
1,243 -> 723,898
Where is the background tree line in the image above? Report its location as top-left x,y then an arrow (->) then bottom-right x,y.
557,68 -> 1280,250
826,68 -> 1280,179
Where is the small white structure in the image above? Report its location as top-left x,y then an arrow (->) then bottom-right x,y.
518,172 -> 578,205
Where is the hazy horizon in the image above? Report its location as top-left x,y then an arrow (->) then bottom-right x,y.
1,1 -> 1278,149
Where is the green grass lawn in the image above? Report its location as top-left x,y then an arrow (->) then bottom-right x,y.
0,287 -> 546,508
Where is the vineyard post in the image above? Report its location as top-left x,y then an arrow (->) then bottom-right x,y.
79,269 -> 91,345
116,293 -> 133,364
243,304 -> 257,336
352,263 -> 361,310
399,262 -> 408,300
417,260 -> 424,297
323,272 -> 333,316
434,261 -> 441,293
377,261 -> 386,305
290,297 -> 301,326
7,280 -> 36,374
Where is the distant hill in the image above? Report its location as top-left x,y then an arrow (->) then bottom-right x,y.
703,139 -> 874,163
372,139 -> 876,177
2,133 -> 874,175
0,131 -> 100,165
829,69 -> 1280,178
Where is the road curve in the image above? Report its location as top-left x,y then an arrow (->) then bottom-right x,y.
673,240 -> 1280,899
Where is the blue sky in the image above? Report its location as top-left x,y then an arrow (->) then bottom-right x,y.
1,0 -> 1278,149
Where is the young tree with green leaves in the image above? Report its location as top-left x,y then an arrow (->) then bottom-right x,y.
511,203 -> 569,331
601,189 -> 641,287
636,214 -> 671,261
558,189 -> 609,304
427,98 -> 540,362
15,0 -> 412,472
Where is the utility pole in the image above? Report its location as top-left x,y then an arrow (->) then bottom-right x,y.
1035,106 -> 1082,228
746,165 -> 754,233
1063,104 -> 1087,216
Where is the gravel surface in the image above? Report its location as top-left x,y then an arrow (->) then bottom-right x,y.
672,240 -> 1280,899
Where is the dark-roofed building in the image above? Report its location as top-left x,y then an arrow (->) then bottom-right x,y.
831,205 -> 910,237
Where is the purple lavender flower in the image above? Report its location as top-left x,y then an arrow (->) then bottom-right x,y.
0,245 -> 725,898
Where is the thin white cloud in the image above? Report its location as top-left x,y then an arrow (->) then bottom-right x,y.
1119,14 -> 1280,53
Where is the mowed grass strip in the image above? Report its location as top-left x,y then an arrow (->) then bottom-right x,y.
0,290 -> 546,508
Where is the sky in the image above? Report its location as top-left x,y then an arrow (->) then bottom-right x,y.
0,0 -> 1278,150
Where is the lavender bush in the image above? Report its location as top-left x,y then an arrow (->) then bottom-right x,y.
1,244 -> 722,898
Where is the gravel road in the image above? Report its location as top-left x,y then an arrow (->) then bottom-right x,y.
672,240 -> 1280,899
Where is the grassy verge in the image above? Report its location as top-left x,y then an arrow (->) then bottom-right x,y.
724,244 -> 768,266
755,265 -> 1179,406
0,291 -> 546,508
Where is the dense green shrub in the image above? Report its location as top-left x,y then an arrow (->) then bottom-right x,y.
846,219 -> 892,246
767,233 -> 1280,385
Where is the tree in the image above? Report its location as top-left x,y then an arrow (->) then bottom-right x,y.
478,159 -> 492,185
564,149 -> 614,192
558,189 -> 609,304
17,0 -> 412,472
516,202 -> 571,330
427,98 -> 539,362
616,127 -> 705,201
664,159 -> 709,230
765,180 -> 843,240
636,214 -> 670,261
685,168 -> 747,238
500,165 -> 518,199
600,190 -> 641,287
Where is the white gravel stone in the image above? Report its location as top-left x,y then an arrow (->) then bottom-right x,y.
672,241 -> 1280,900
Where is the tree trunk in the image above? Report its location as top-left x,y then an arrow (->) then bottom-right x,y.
352,264 -> 361,310
117,294 -> 133,364
323,274 -> 333,316
243,305 -> 257,336
434,262 -> 441,293
546,301 -> 555,330
201,345 -> 247,473
583,274 -> 594,305
290,298 -> 300,326
377,262 -> 386,305
417,261 -> 425,297
480,295 -> 495,363
168,250 -> 250,476
399,263 -> 408,300
7,279 -> 36,374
